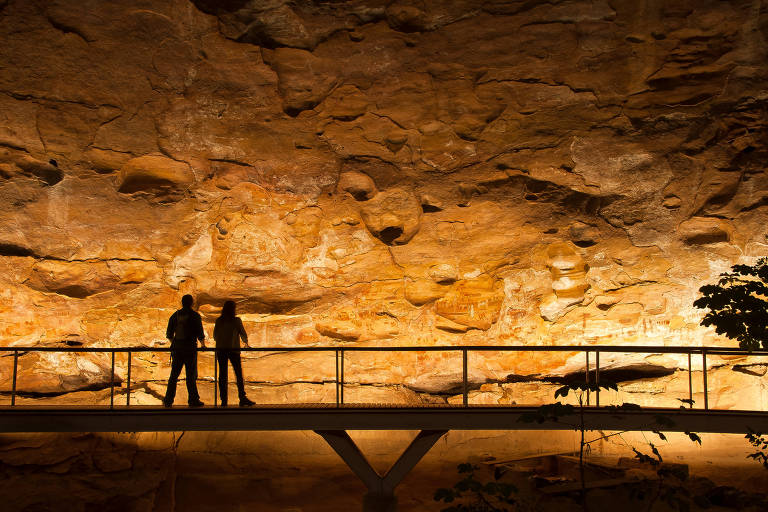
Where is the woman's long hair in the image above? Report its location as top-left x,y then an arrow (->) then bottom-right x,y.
219,300 -> 236,319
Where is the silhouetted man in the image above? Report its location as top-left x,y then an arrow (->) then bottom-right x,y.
163,294 -> 206,407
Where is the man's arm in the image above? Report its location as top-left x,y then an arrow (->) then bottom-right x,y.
166,312 -> 176,341
195,313 -> 206,347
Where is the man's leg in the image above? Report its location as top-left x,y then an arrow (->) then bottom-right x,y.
216,351 -> 229,405
184,350 -> 201,404
164,351 -> 184,405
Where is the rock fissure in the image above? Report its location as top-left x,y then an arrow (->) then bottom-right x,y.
0,89 -> 121,111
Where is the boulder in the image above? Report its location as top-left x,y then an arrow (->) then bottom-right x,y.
358,188 -> 422,245
267,48 -> 338,116
404,278 -> 448,306
338,171 -> 377,201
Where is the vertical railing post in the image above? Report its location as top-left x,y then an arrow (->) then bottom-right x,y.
11,350 -> 18,406
595,350 -> 600,407
109,350 -> 115,409
462,348 -> 468,407
702,350 -> 709,410
585,350 -> 590,406
126,349 -> 132,407
213,348 -> 218,407
687,352 -> 693,408
335,349 -> 340,408
339,348 -> 344,405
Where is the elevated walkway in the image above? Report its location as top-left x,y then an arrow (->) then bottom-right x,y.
3,344 -> 768,511
4,404 -> 767,512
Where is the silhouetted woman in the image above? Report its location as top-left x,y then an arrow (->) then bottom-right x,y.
213,301 -> 255,407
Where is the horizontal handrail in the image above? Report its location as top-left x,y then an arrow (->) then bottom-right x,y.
1,345 -> 766,355
2,344 -> 766,412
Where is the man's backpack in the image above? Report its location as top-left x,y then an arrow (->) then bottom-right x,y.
174,309 -> 196,341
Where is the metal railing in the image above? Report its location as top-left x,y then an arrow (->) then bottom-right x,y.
2,345 -> 766,410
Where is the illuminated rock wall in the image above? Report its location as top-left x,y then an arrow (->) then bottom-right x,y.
0,0 -> 767,404
2,1 -> 768,510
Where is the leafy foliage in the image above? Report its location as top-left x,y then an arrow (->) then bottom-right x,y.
515,381 -> 705,512
434,463 -> 518,512
519,381 -> 703,512
633,443 -> 662,466
554,380 -> 618,399
693,257 -> 768,350
606,402 -> 642,412
517,380 -> 618,425
745,429 -> 768,470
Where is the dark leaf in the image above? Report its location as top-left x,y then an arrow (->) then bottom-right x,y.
633,447 -> 659,466
685,431 -> 702,445
650,443 -> 663,463
554,385 -> 571,399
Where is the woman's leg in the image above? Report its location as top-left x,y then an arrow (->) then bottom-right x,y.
216,351 -> 229,405
230,351 -> 246,400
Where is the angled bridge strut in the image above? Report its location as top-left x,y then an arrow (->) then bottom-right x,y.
315,430 -> 448,512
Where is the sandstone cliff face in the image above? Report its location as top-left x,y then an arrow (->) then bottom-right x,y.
0,0 -> 767,401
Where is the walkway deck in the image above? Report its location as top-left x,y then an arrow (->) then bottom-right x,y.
2,404 -> 767,434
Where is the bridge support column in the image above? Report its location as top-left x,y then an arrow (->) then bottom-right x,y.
361,493 -> 396,512
315,429 -> 448,512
